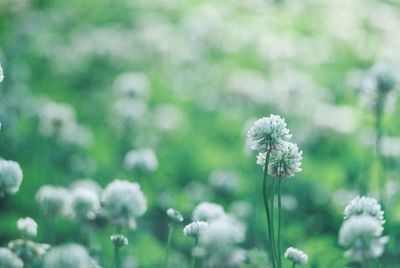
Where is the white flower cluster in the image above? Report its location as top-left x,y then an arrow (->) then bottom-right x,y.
0,160 -> 23,197
0,248 -> 23,268
247,115 -> 292,153
249,114 -> 302,179
192,202 -> 225,222
183,221 -> 208,238
101,179 -> 147,230
111,234 -> 129,248
208,169 -> 240,194
123,148 -> 158,174
71,188 -> 100,220
339,196 -> 387,263
284,247 -> 308,265
35,185 -> 70,218
17,217 -> 38,238
43,244 -> 99,268
166,208 -> 184,223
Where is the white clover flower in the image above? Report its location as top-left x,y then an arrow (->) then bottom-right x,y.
208,169 -> 240,194
17,217 -> 38,238
35,185 -> 70,218
8,239 -> 50,263
268,142 -> 302,178
339,215 -> 388,263
123,148 -> 158,174
112,98 -> 147,127
113,72 -> 150,99
247,115 -> 292,153
0,248 -> 23,268
344,196 -> 384,224
111,234 -> 129,248
192,202 -> 225,222
284,247 -> 308,265
0,160 -> 23,197
370,62 -> 398,93
166,208 -> 184,223
183,221 -> 208,238
71,188 -> 100,220
256,152 -> 267,167
70,179 -> 102,195
199,215 -> 246,248
101,179 -> 147,230
0,63 -> 4,83
43,244 -> 98,268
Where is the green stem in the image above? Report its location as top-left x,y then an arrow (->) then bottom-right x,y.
262,152 -> 276,268
277,179 -> 282,268
271,177 -> 278,263
164,223 -> 173,268
191,238 -> 198,268
292,262 -> 296,268
375,92 -> 386,203
111,246 -> 121,268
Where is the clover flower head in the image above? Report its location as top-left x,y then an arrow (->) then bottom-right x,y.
0,160 -> 23,197
183,221 -> 208,238
71,188 -> 100,220
0,248 -> 23,268
208,169 -> 240,194
8,239 -> 50,263
247,115 -> 292,153
111,234 -> 129,248
43,244 -> 98,268
101,179 -> 147,230
344,196 -> 384,224
17,217 -> 38,238
113,72 -> 150,99
192,202 -> 225,222
339,215 -> 388,262
166,208 -> 184,223
199,215 -> 246,248
370,62 -> 398,93
35,185 -> 70,217
123,148 -> 158,174
268,142 -> 302,178
284,247 -> 308,265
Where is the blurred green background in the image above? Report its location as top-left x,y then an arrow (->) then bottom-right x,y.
1,0 -> 400,267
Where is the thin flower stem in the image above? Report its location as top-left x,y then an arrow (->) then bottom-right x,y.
262,152 -> 276,268
292,262 -> 296,268
191,237 -> 198,268
373,257 -> 381,268
164,223 -> 173,268
375,92 -> 386,204
277,179 -> 282,268
271,177 -> 278,263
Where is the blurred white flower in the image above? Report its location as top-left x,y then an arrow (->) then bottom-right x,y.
17,217 -> 38,238
344,196 -> 385,224
166,208 -> 184,223
284,247 -> 308,265
192,202 -> 225,222
247,115 -> 292,154
0,248 -> 23,268
123,148 -> 158,174
229,201 -> 252,219
268,142 -> 302,178
35,185 -> 70,218
199,215 -> 246,248
0,160 -> 23,197
71,188 -> 100,220
208,169 -> 240,194
43,244 -> 98,268
380,136 -> 400,157
339,215 -> 388,262
183,221 -> 208,238
113,72 -> 150,99
101,179 -> 147,230
111,234 -> 129,248
8,239 -> 50,263
152,104 -> 185,132
70,179 -> 102,195
112,99 -> 147,127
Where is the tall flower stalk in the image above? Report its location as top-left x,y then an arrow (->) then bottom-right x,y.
164,208 -> 183,268
248,115 -> 302,268
110,234 -> 128,268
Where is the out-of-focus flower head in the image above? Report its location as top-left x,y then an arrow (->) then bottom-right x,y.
0,160 -> 23,197
111,234 -> 129,248
0,247 -> 23,268
17,217 -> 37,238
35,185 -> 70,218
344,196 -> 385,224
0,63 -> 4,82
8,239 -> 50,264
192,202 -> 225,222
284,247 -> 308,265
339,215 -> 388,263
101,179 -> 147,230
43,244 -> 99,268
123,148 -> 158,174
268,142 -> 303,178
247,115 -> 292,154
71,188 -> 100,220
166,208 -> 184,223
113,72 -> 150,99
183,221 -> 208,238
208,169 -> 240,194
